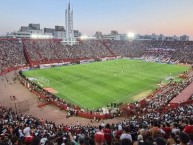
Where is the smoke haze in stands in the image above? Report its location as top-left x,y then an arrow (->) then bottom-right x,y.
0,0 -> 193,39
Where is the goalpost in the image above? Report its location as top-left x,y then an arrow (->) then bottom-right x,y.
35,76 -> 50,87
41,76 -> 50,87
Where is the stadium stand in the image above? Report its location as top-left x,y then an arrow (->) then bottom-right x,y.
0,38 -> 27,74
1,38 -> 193,144
22,39 -> 113,66
0,101 -> 193,144
2,38 -> 193,71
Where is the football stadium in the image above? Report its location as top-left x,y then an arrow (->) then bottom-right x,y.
1,1 -> 193,145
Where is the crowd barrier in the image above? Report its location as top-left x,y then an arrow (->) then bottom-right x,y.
77,112 -> 111,120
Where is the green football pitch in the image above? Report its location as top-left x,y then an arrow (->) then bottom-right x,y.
23,59 -> 189,110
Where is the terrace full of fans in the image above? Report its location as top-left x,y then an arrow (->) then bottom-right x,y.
1,38 -> 193,74
0,39 -> 27,73
1,38 -> 193,144
0,101 -> 193,145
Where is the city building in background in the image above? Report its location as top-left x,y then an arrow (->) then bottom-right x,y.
1,1 -> 190,42
99,31 -> 190,41
95,31 -> 103,39
4,2 -> 80,42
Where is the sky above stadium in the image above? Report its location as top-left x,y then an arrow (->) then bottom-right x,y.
0,0 -> 193,39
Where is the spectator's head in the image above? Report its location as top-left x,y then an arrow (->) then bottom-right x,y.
172,122 -> 178,128
189,133 -> 193,141
144,136 -> 154,145
124,126 -> 130,133
24,136 -> 33,144
137,135 -> 143,141
78,135 -> 85,145
11,136 -> 18,145
121,138 -> 132,145
30,136 -> 41,145
45,141 -> 54,145
173,136 -> 180,144
111,137 -> 121,145
106,123 -> 110,129
94,132 -> 104,145
189,119 -> 193,125
166,122 -> 170,127
99,125 -> 103,131
179,132 -> 189,144
155,137 -> 166,145
170,132 -> 176,139
118,124 -> 122,131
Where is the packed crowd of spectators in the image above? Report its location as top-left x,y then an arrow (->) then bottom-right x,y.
0,39 -> 26,73
1,38 -> 193,144
23,39 -> 112,63
141,41 -> 193,64
1,38 -> 193,73
83,40 -> 112,58
23,39 -> 193,65
1,100 -> 193,145
23,39 -> 59,62
104,40 -> 193,64
103,40 -> 146,58
141,48 -> 173,63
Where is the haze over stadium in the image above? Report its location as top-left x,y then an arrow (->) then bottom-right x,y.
0,0 -> 193,39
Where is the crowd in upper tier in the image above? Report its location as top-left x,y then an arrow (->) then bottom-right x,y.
22,39 -> 112,63
1,38 -> 193,73
104,40 -> 193,64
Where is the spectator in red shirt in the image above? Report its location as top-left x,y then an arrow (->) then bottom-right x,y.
162,122 -> 172,139
103,123 -> 112,145
184,119 -> 193,134
114,126 -> 123,140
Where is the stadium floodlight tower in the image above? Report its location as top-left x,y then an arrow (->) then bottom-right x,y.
61,1 -> 77,46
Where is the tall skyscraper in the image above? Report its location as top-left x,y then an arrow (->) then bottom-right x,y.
62,1 -> 77,45
65,1 -> 74,39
